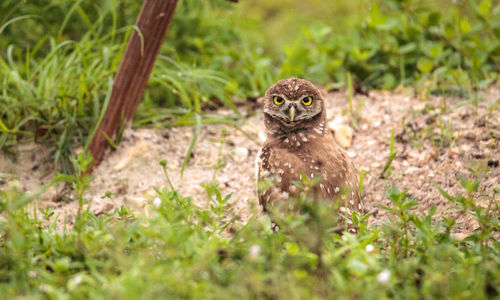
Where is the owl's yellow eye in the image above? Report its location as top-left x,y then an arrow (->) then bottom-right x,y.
302,96 -> 313,106
273,96 -> 284,106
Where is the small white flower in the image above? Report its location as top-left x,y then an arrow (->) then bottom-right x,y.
153,197 -> 162,208
377,269 -> 391,283
72,275 -> 83,285
39,284 -> 51,292
67,274 -> 83,290
249,245 -> 261,259
365,244 -> 374,253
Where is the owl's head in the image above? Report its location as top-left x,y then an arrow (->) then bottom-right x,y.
263,78 -> 325,134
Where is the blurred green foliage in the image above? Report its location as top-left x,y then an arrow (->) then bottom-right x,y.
276,0 -> 500,90
1,0 -> 500,168
0,161 -> 498,298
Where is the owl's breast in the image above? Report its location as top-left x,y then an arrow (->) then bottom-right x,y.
258,141 -> 325,197
257,135 -> 361,212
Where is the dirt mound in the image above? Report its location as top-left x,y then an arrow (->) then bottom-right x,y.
1,89 -> 498,233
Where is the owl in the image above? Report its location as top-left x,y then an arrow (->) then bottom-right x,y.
256,78 -> 363,231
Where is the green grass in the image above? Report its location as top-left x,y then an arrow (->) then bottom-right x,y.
2,0 -> 500,170
0,158 -> 498,298
1,1 -> 499,298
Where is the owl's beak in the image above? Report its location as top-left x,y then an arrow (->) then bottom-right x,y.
289,106 -> 296,122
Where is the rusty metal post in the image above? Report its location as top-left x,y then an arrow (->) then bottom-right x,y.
88,0 -> 179,166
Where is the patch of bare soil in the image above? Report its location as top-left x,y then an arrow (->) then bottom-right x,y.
1,89 -> 498,233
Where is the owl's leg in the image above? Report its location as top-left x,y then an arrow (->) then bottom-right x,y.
259,186 -> 290,232
337,205 -> 358,234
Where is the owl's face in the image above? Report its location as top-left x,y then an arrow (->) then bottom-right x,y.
264,78 -> 324,130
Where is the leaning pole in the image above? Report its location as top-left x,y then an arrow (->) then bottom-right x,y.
88,0 -> 179,167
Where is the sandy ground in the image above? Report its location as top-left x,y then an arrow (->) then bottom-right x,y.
1,89 -> 498,233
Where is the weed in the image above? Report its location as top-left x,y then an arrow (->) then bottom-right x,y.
380,130 -> 396,179
346,72 -> 363,128
0,158 -> 498,298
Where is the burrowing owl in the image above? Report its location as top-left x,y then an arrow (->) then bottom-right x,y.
256,78 -> 363,230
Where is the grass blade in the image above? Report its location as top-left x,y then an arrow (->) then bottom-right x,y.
180,113 -> 201,178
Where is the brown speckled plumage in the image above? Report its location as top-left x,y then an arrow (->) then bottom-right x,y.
256,78 -> 363,230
